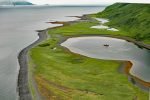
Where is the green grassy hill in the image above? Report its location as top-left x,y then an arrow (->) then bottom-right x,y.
96,3 -> 150,44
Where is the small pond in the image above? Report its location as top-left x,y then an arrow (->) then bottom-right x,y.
61,36 -> 150,82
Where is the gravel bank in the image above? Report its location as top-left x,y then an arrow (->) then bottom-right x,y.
18,30 -> 47,100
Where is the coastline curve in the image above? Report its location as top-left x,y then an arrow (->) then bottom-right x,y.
18,30 -> 47,100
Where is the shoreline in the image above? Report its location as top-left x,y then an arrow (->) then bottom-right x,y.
119,61 -> 149,91
58,34 -> 150,90
17,15 -> 150,99
18,30 -> 48,100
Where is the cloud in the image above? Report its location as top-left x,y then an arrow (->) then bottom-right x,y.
1,0 -> 150,5
27,0 -> 150,5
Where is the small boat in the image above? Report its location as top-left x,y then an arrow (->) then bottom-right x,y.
103,44 -> 109,47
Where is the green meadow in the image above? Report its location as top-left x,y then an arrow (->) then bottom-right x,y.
29,3 -> 149,100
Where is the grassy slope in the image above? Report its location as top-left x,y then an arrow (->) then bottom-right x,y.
29,3 -> 149,100
29,20 -> 148,99
95,3 -> 150,44
48,21 -> 127,36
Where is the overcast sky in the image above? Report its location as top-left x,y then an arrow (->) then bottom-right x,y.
25,0 -> 150,5
0,0 -> 150,5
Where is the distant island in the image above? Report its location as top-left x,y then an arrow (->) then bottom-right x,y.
0,1 -> 33,5
13,1 -> 33,5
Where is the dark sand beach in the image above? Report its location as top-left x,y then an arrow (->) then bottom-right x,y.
18,30 -> 48,100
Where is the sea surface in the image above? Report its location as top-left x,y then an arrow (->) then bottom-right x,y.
0,5 -> 105,100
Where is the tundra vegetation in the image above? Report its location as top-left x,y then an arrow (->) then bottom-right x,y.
29,3 -> 149,100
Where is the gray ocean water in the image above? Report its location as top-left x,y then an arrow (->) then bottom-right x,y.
0,6 -> 105,100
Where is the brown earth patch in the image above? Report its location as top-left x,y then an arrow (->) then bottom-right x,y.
124,61 -> 150,88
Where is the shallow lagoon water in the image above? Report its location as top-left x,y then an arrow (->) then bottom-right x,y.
91,25 -> 109,29
107,28 -> 119,31
0,6 -> 105,100
61,36 -> 150,82
91,18 -> 119,31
